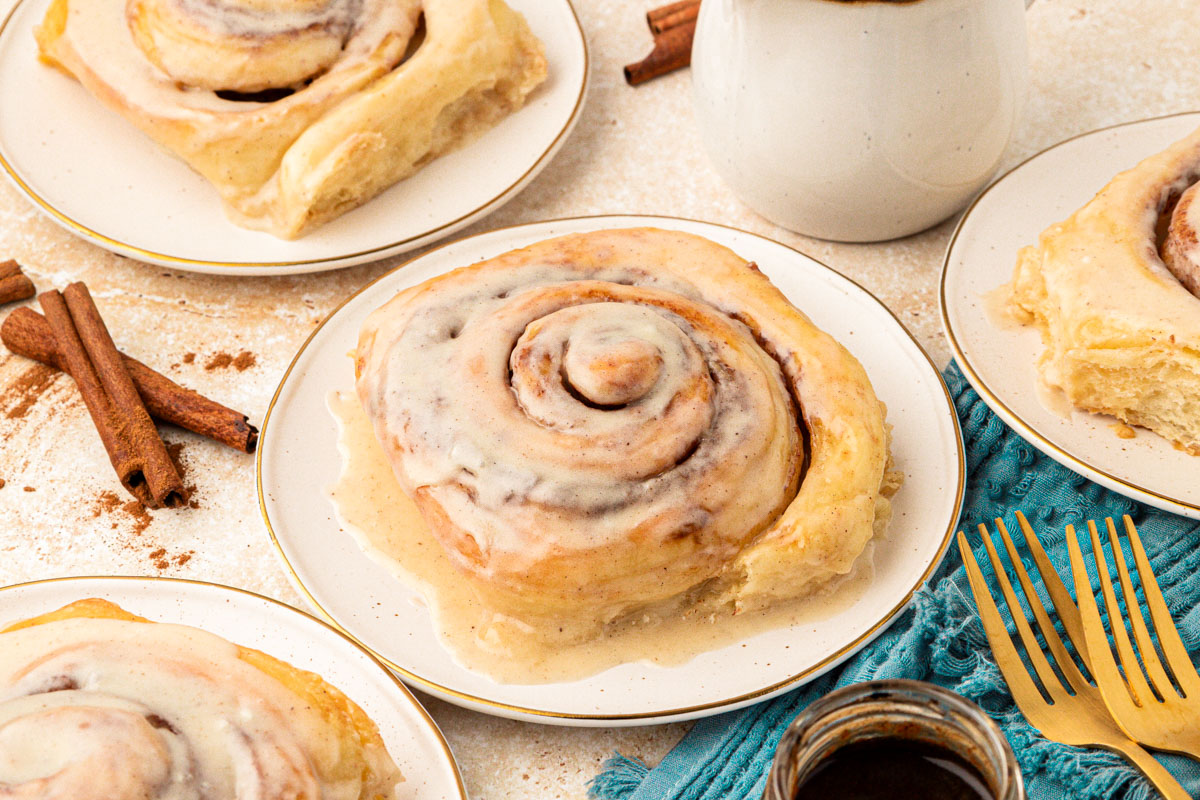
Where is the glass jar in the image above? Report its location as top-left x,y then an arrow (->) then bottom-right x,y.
764,680 -> 1023,800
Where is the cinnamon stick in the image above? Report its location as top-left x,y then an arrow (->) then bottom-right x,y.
0,260 -> 35,306
1,307 -> 257,453
624,19 -> 697,86
39,284 -> 187,508
647,0 -> 699,34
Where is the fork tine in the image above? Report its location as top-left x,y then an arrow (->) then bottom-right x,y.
1015,511 -> 1090,667
958,531 -> 1057,715
1087,520 -> 1154,707
1122,516 -> 1200,697
976,523 -> 1070,701
1103,518 -> 1178,700
1067,524 -> 1142,720
995,517 -> 1091,693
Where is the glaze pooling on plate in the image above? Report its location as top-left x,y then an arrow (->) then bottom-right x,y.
328,389 -> 875,684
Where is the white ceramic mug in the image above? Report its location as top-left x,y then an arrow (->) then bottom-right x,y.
691,0 -> 1030,242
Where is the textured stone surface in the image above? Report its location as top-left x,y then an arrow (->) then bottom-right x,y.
1,0 -> 1198,796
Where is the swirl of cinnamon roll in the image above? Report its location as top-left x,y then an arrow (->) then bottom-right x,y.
1163,181 -> 1200,297
0,599 -> 402,800
34,0 -> 546,238
1009,123 -> 1200,454
355,228 -> 896,631
128,0 -> 364,93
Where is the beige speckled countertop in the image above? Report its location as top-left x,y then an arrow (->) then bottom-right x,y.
1,0 -> 1199,797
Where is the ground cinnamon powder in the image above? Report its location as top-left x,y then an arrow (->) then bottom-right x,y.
232,351 -> 256,371
88,440 -> 198,570
1,363 -> 59,419
204,350 -> 256,372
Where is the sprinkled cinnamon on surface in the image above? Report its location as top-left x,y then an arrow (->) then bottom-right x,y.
91,490 -> 154,535
1,364 -> 59,419
182,353 -> 195,364
204,350 -> 256,372
0,478 -> 5,489
204,352 -> 233,370
90,490 -> 193,568
121,500 -> 153,535
92,490 -> 122,516
22,486 -> 34,492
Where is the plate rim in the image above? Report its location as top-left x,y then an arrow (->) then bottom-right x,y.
939,109 -> 1200,517
0,573 -> 469,799
257,213 -> 967,723
0,0 -> 589,272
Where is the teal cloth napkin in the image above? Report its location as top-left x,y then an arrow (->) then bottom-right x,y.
590,363 -> 1200,800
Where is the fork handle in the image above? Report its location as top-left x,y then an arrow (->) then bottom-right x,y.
1111,740 -> 1191,800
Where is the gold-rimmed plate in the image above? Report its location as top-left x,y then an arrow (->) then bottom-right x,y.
941,112 -> 1200,519
0,575 -> 467,799
0,0 -> 587,275
257,215 -> 965,725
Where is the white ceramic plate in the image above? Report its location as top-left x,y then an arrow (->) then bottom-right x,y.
941,112 -> 1200,519
258,215 -> 965,726
0,576 -> 466,799
0,0 -> 587,275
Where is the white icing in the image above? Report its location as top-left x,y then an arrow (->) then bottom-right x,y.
359,263 -> 802,566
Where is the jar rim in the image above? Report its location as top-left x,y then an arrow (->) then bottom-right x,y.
765,679 -> 1023,800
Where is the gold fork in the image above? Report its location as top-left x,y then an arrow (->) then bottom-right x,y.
958,513 -> 1188,799
1067,516 -> 1200,760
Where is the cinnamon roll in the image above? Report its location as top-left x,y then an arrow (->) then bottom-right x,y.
354,228 -> 897,638
35,0 -> 546,238
0,598 -> 403,799
1009,124 -> 1200,453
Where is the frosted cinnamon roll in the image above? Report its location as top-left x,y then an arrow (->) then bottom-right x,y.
35,0 -> 546,238
1009,123 -> 1200,453
355,228 -> 896,636
0,599 -> 402,799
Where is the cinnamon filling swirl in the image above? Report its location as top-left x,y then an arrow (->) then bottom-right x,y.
1161,180 -> 1200,297
128,0 -> 364,92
